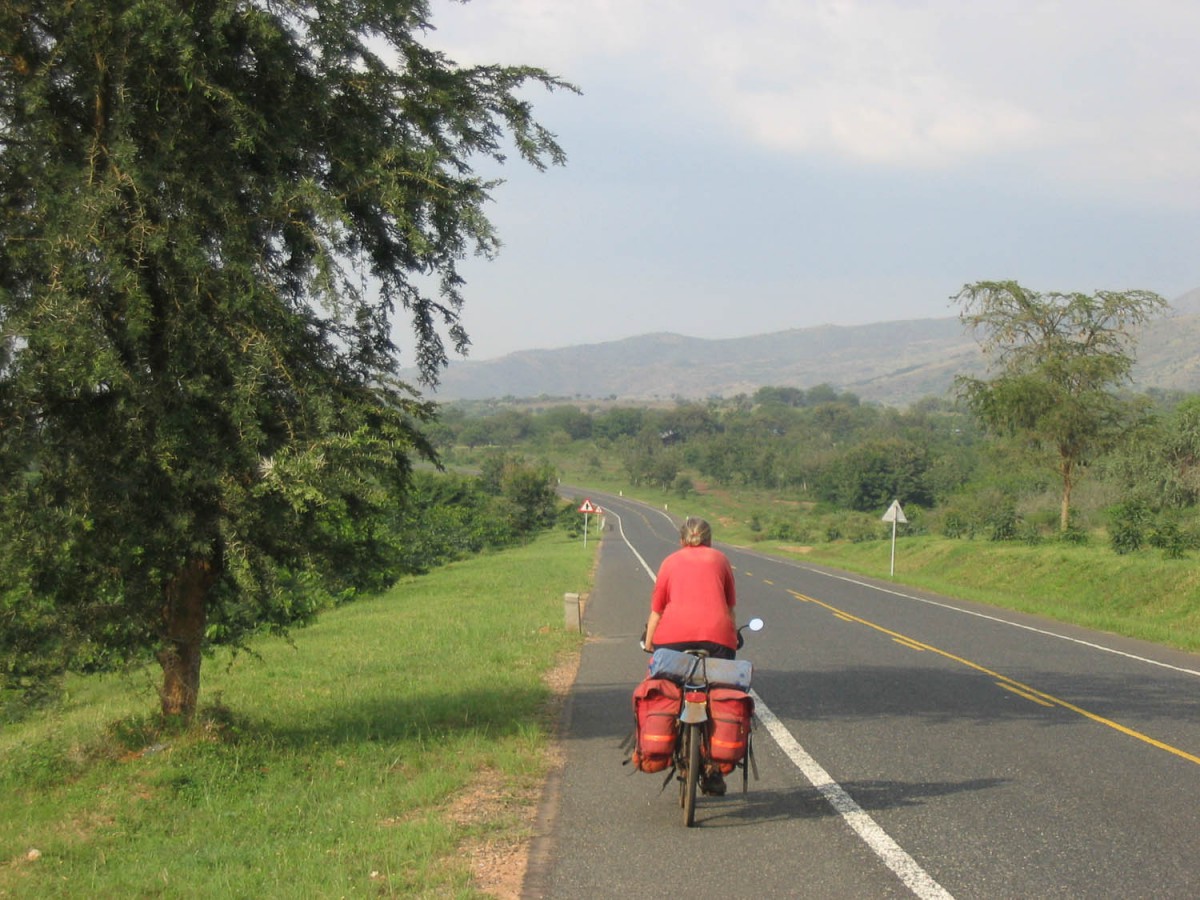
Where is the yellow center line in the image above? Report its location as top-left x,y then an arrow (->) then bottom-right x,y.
790,590 -> 1200,767
996,681 -> 1055,707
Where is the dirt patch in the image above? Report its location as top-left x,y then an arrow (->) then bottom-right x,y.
779,544 -> 815,554
455,645 -> 582,898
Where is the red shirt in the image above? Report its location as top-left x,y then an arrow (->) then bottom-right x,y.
650,545 -> 737,648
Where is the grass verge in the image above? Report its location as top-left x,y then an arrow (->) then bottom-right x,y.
1,530 -> 592,898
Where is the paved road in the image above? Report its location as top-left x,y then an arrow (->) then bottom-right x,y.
525,489 -> 1200,899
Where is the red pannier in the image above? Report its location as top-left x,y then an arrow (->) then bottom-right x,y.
631,677 -> 682,773
706,688 -> 754,772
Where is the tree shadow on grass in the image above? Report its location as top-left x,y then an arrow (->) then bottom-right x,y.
216,683 -> 557,750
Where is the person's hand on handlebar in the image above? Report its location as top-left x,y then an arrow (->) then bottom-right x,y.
642,611 -> 661,654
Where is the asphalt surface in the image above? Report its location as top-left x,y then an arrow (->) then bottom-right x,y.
524,489 -> 1200,899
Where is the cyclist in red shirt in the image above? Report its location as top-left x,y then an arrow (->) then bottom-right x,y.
643,516 -> 737,659
643,517 -> 738,796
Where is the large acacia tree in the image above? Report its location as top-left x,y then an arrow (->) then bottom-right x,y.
0,0 -> 571,718
954,281 -> 1166,531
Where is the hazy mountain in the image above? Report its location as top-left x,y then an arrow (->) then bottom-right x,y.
412,292 -> 1200,407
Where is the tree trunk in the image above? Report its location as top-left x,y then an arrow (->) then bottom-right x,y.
157,557 -> 217,722
1059,458 -> 1074,532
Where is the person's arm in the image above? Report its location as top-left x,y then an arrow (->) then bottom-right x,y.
646,552 -> 674,651
644,610 -> 662,652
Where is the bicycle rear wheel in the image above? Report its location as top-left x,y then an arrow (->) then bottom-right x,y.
681,722 -> 701,826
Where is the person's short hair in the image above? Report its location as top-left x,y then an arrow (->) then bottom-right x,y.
680,517 -> 712,547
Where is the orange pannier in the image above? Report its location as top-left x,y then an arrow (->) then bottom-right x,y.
631,677 -> 682,773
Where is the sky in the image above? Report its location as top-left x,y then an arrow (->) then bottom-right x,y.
408,0 -> 1200,364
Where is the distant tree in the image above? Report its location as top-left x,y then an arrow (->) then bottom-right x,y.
498,457 -> 559,534
1106,396 -> 1200,511
653,402 -> 720,441
499,409 -> 539,444
817,438 -> 932,511
805,384 -> 847,406
0,0 -> 572,718
620,437 -> 681,489
954,281 -> 1166,531
536,405 -> 592,441
593,407 -> 645,441
753,386 -> 807,408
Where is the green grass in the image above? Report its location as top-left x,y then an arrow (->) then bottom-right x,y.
0,531 -> 591,898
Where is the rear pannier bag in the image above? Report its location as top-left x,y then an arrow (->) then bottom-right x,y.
706,688 -> 754,768
631,677 -> 682,773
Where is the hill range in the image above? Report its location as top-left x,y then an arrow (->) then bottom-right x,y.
413,289 -> 1200,407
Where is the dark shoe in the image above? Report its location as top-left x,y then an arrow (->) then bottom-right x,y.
700,769 -> 727,796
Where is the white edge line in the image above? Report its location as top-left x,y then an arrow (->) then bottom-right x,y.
608,502 -> 952,899
751,692 -> 955,900
605,509 -> 658,580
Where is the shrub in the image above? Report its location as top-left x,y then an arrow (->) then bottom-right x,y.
1149,521 -> 1189,559
942,513 -> 970,539
1108,501 -> 1149,555
1058,525 -> 1089,546
986,505 -> 1019,542
1016,521 -> 1043,546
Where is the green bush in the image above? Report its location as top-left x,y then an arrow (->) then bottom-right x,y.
1058,525 -> 1090,545
942,513 -> 970,539
1108,501 -> 1149,554
1149,521 -> 1189,559
1016,521 -> 1043,546
986,505 -> 1019,541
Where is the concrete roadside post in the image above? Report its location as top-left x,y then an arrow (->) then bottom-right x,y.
564,592 -> 581,632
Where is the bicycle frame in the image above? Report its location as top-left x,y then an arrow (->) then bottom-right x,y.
674,651 -> 711,827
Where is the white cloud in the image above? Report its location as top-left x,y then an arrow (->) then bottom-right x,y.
429,0 -> 1200,206
400,1 -> 1200,362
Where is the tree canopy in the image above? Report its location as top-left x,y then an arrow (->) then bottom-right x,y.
0,0 -> 572,717
953,281 -> 1166,531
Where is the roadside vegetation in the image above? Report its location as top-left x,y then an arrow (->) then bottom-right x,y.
1,529 -> 589,898
432,371 -> 1200,653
